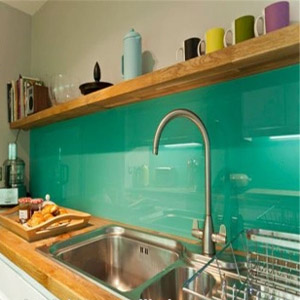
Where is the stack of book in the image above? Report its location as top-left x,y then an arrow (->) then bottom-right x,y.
7,75 -> 43,123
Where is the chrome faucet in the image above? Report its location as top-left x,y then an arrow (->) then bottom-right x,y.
152,109 -> 226,256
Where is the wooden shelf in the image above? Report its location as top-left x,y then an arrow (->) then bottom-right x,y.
10,24 -> 300,130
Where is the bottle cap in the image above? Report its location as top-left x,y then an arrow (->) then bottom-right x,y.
124,28 -> 141,40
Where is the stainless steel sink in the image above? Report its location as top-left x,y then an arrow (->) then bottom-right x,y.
38,224 -> 293,300
37,225 -> 240,300
140,266 -> 217,300
40,225 -> 184,295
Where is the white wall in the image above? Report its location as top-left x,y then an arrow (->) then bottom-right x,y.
1,0 -> 298,189
31,0 -> 299,85
0,2 -> 31,187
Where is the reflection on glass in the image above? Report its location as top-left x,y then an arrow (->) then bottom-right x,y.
164,142 -> 202,148
269,134 -> 300,140
30,65 -> 300,244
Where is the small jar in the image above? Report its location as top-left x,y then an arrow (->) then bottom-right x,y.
18,197 -> 31,224
30,198 -> 43,216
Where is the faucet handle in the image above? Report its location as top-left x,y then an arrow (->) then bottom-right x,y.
211,224 -> 227,244
191,219 -> 203,239
192,219 -> 199,231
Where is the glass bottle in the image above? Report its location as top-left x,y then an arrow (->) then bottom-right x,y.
18,197 -> 31,224
3,143 -> 26,197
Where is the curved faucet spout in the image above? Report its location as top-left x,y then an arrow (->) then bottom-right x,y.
152,109 -> 215,256
153,109 -> 209,158
152,109 -> 211,216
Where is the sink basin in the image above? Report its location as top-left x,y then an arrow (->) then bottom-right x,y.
38,223 -> 284,300
140,266 -> 216,300
38,224 -> 242,299
45,225 -> 183,293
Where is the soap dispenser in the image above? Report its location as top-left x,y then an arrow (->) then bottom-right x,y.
121,28 -> 142,80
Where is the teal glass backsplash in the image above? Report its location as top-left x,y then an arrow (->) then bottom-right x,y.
30,65 -> 300,242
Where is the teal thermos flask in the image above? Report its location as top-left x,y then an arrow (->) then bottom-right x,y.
122,29 -> 142,80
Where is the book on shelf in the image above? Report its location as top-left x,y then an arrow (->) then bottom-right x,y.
8,81 -> 14,123
6,83 -> 12,123
7,75 -> 43,122
17,77 -> 22,119
22,75 -> 43,118
12,80 -> 18,122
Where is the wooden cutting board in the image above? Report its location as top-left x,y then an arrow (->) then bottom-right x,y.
0,206 -> 91,242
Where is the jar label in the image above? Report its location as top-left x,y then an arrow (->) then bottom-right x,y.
19,210 -> 28,220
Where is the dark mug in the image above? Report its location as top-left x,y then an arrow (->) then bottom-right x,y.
176,37 -> 201,61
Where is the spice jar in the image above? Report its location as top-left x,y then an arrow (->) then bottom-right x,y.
30,198 -> 43,216
18,197 -> 31,224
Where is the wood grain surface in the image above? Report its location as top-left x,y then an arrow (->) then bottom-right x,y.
0,213 -> 200,300
0,206 -> 90,242
10,24 -> 299,130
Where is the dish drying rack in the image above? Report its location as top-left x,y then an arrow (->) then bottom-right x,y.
183,229 -> 300,300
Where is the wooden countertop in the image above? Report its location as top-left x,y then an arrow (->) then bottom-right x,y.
0,213 -> 197,300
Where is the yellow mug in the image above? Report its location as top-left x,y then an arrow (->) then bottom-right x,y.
198,27 -> 225,56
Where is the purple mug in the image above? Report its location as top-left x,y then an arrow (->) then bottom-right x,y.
255,1 -> 290,36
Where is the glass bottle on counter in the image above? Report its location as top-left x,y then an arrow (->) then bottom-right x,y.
3,143 -> 26,197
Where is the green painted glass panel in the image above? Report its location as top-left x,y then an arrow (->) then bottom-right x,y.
30,65 -> 300,243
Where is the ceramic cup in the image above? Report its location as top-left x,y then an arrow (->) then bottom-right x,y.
224,15 -> 255,47
176,37 -> 201,61
254,1 -> 289,36
198,27 -> 225,56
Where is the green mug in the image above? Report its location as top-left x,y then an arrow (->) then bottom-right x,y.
224,15 -> 255,47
